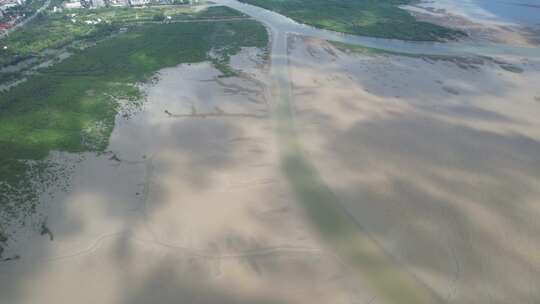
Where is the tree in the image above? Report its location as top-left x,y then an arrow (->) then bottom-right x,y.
152,13 -> 165,22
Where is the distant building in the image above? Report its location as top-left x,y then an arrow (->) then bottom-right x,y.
129,0 -> 150,6
91,0 -> 105,8
63,0 -> 82,9
0,0 -> 23,5
108,0 -> 129,7
0,2 -> 19,11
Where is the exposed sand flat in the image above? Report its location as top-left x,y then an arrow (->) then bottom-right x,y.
0,49 -> 364,303
288,36 -> 540,304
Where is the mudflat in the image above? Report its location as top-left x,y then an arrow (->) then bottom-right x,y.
2,1 -> 540,303
0,48 -> 367,303
288,36 -> 540,304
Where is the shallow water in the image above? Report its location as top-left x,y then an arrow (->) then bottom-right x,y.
214,0 -> 540,58
424,0 -> 540,27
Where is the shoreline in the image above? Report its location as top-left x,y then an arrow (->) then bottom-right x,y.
402,0 -> 540,46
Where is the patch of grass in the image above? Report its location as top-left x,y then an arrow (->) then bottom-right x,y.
0,6 -> 246,67
238,0 -> 465,41
0,19 -> 268,239
0,72 -> 22,84
196,5 -> 245,18
0,14 -> 115,67
330,41 -> 395,56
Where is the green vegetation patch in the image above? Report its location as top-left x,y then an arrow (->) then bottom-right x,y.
329,40 -> 487,70
330,40 -> 443,57
238,0 -> 465,41
0,6 -> 246,67
0,19 -> 268,249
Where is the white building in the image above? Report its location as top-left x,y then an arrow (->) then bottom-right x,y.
91,0 -> 105,8
109,0 -> 129,7
0,2 -> 19,11
129,0 -> 150,6
63,1 -> 82,9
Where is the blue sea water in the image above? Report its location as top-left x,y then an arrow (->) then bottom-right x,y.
470,0 -> 540,27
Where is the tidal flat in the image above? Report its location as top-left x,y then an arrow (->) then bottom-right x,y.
288,35 -> 540,304
0,39 -> 367,304
0,18 -> 268,257
2,1 -> 540,303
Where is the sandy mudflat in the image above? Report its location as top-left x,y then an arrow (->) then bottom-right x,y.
0,48 -> 365,303
288,36 -> 540,304
3,10 -> 540,302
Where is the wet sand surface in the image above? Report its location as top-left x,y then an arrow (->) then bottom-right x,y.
0,49 -> 364,303
288,36 -> 540,304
